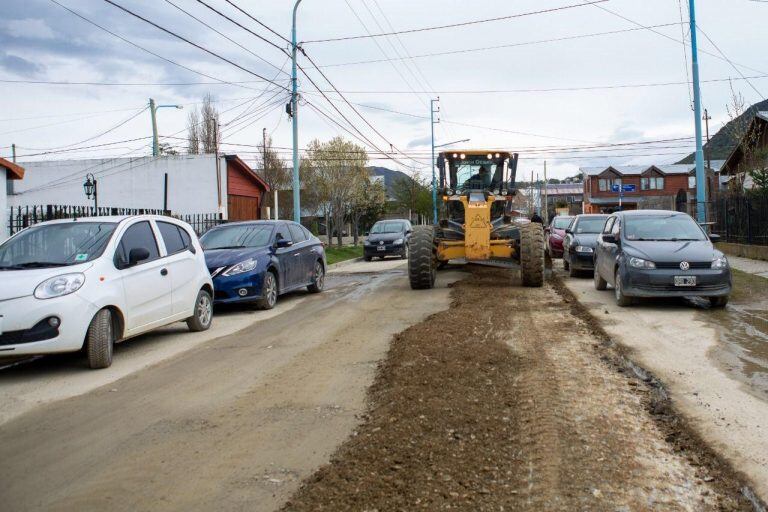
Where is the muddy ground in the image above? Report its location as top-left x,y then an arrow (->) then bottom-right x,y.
284,267 -> 758,511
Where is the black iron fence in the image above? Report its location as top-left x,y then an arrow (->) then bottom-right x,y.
708,194 -> 768,246
7,204 -> 225,237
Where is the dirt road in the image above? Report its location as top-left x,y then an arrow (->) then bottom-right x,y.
0,261 -> 461,511
285,267 -> 756,511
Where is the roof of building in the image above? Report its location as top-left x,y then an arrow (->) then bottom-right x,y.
545,183 -> 583,195
224,154 -> 270,192
0,157 -> 24,180
580,163 -> 721,177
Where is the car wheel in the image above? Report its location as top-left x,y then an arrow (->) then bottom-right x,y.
307,261 -> 325,293
256,271 -> 278,310
86,309 -> 114,369
709,295 -> 729,308
593,266 -> 607,291
614,270 -> 632,307
364,255 -> 372,262
187,289 -> 213,332
568,262 -> 579,278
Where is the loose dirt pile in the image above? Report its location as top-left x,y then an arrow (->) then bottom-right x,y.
283,267 -> 755,511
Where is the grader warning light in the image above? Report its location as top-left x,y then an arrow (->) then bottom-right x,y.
408,150 -> 545,289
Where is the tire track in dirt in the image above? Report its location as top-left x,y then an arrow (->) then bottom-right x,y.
283,267 -> 754,511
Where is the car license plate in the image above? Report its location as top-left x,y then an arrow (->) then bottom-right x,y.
674,276 -> 696,287
377,246 -> 386,251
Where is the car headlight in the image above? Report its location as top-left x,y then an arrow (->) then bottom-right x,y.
711,255 -> 728,269
393,238 -> 404,245
628,257 -> 656,269
34,273 -> 85,299
575,246 -> 594,253
223,258 -> 258,276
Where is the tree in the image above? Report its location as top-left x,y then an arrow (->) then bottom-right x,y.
185,93 -> 220,154
158,142 -> 178,156
349,177 -> 387,245
303,137 -> 369,247
392,169 -> 432,222
256,135 -> 290,216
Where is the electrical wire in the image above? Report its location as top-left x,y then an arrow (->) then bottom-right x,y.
100,0 -> 290,91
193,0 -> 289,55
223,0 -> 292,46
303,0 -> 608,43
677,0 -> 693,109
696,25 -> 765,100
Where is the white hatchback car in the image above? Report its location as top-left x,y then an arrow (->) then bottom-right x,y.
0,215 -> 214,368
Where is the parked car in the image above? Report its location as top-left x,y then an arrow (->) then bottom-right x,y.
562,214 -> 610,276
545,215 -> 575,258
0,216 -> 213,369
200,220 -> 325,309
364,219 -> 412,261
593,210 -> 731,307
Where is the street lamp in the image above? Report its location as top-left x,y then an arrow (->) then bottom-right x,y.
83,173 -> 98,209
149,98 -> 183,157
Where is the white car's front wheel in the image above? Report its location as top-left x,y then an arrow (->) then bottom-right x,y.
86,309 -> 114,369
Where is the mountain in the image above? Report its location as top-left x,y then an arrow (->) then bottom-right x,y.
677,98 -> 768,165
368,166 -> 412,198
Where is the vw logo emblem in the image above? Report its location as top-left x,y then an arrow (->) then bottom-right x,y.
680,261 -> 690,271
379,240 -> 384,245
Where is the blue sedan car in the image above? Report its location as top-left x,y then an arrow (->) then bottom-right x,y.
200,221 -> 326,309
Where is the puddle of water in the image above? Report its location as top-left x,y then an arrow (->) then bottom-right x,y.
707,270 -> 768,399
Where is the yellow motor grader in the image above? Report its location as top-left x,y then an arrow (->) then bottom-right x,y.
408,150 -> 544,289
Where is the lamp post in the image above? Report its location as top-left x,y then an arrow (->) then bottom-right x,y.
83,173 -> 98,209
291,0 -> 304,223
149,98 -> 183,157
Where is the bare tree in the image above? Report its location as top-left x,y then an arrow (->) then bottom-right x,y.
186,109 -> 200,154
257,135 -> 291,215
726,83 -> 768,191
199,93 -> 220,154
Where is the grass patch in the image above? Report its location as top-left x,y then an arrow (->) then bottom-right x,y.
325,245 -> 364,265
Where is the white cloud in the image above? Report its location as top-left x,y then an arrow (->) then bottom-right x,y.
2,18 -> 56,40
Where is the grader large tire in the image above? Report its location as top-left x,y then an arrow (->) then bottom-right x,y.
519,222 -> 545,287
408,226 -> 436,290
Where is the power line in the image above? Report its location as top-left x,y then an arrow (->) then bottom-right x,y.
222,0 -> 292,46
319,22 -> 684,68
100,0 -> 289,91
193,0 -> 289,55
303,0 -> 608,43
162,0 -> 289,76
47,0 -> 276,93
696,25 -> 765,100
676,0 -> 693,109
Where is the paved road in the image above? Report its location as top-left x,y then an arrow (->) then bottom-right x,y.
0,259 -> 462,512
559,262 -> 768,503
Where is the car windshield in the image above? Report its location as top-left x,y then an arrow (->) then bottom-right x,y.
0,222 -> 117,270
371,222 -> 404,234
574,217 -> 608,234
551,217 -> 573,229
623,214 -> 707,241
200,225 -> 273,249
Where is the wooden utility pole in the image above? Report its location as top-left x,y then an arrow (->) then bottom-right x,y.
543,161 -> 549,223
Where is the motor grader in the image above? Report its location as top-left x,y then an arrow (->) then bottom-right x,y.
408,150 -> 544,289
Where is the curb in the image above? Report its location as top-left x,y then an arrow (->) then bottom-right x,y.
328,257 -> 364,270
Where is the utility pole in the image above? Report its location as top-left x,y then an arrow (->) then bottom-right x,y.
430,98 -> 440,225
214,119 -> 222,211
543,161 -> 549,223
291,0 -> 304,223
688,0 -> 707,223
149,98 -> 183,157
11,143 -> 16,163
704,109 -> 712,198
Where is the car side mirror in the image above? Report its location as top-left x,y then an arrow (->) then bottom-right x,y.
364,232 -> 370,237
709,233 -> 721,242
602,233 -> 618,244
565,228 -> 572,234
406,229 -> 412,235
128,247 -> 150,267
276,239 -> 293,248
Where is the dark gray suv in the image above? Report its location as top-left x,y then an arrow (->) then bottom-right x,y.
593,210 -> 731,307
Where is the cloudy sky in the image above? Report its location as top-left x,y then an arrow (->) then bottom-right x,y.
1,0 -> 767,180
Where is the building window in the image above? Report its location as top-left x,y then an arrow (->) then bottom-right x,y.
599,178 -> 621,192
688,176 -> 696,189
641,176 -> 665,190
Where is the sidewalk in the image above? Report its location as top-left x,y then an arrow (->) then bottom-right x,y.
728,255 -> 768,278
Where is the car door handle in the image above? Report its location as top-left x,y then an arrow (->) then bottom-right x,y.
160,268 -> 168,276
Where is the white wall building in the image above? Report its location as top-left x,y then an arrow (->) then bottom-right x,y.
11,155 -> 227,216
2,158 -> 25,241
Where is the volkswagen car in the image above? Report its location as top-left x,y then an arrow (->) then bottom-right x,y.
364,219 -> 412,261
562,214 -> 609,276
593,210 -> 731,307
201,221 -> 325,309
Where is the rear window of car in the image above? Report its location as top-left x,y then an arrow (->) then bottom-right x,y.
157,221 -> 189,254
551,217 -> 572,229
289,224 -> 307,243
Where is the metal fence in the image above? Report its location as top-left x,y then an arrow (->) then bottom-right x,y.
708,194 -> 768,246
7,204 -> 225,237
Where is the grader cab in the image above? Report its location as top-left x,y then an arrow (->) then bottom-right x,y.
408,150 -> 544,289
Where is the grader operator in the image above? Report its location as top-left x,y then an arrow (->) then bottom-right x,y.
408,150 -> 544,289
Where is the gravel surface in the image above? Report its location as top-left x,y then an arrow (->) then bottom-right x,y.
284,267 -> 757,511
